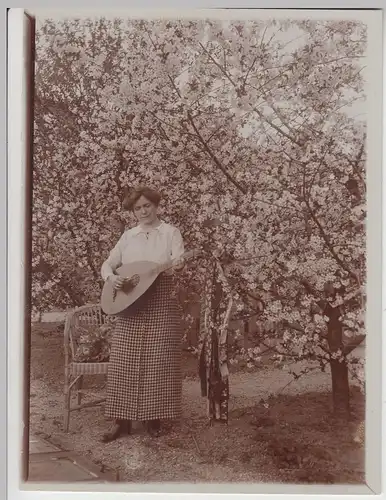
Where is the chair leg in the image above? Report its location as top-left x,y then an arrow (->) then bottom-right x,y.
64,373 -> 72,433
64,391 -> 71,433
77,375 -> 83,407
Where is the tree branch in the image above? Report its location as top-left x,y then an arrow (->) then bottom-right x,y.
186,111 -> 247,194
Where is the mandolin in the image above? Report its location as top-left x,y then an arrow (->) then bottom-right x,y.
100,249 -> 201,316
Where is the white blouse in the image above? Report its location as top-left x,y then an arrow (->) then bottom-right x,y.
101,220 -> 185,280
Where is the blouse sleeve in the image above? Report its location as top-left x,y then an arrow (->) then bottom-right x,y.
170,227 -> 185,260
101,233 -> 125,281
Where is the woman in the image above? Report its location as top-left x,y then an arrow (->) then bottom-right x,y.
100,185 -> 185,442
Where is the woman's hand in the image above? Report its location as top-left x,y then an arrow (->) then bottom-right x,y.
173,257 -> 185,272
165,257 -> 185,276
108,275 -> 127,290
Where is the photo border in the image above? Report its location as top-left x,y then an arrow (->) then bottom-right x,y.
1,8 -> 7,500
5,2 -> 385,499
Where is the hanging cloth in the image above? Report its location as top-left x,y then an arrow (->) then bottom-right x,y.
198,257 -> 233,423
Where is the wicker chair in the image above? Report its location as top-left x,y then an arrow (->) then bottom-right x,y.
63,304 -> 110,432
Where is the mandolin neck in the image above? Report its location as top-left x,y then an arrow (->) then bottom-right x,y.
154,250 -> 194,275
155,260 -> 174,275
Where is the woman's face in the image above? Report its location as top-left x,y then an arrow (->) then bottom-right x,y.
133,195 -> 158,226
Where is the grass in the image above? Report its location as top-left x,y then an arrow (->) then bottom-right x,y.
29,321 -> 365,484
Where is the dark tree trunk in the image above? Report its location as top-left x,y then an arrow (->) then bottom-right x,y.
59,278 -> 84,307
326,304 -> 351,419
301,278 -> 351,419
329,358 -> 350,418
243,320 -> 249,352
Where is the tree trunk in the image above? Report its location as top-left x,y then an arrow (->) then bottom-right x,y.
59,279 -> 84,307
243,320 -> 249,352
326,304 -> 351,419
329,358 -> 350,418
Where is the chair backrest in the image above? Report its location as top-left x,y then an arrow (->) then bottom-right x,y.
74,304 -> 106,327
64,304 -> 109,360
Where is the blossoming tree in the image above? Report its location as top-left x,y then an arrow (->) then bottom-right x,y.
33,16 -> 366,418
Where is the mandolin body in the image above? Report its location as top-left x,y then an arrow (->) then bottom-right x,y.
101,261 -> 161,316
100,249 -> 200,316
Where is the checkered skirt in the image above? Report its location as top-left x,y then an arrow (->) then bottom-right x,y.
104,274 -> 183,421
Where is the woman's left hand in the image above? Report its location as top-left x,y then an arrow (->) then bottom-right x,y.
165,257 -> 185,276
173,257 -> 185,271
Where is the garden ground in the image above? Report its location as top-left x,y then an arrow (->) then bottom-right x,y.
29,321 -> 365,484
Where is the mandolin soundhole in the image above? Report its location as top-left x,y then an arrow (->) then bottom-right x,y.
131,274 -> 140,287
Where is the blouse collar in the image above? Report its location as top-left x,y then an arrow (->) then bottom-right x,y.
131,220 -> 165,235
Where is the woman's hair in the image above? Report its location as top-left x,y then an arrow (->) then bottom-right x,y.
122,185 -> 162,211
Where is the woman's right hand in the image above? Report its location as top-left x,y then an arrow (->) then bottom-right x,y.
108,275 -> 127,290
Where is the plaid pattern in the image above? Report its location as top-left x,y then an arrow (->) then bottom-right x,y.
105,274 -> 183,421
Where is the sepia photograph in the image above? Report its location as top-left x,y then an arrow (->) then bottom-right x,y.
9,6 -> 382,492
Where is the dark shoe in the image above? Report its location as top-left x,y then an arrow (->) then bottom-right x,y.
101,419 -> 131,443
146,419 -> 161,438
